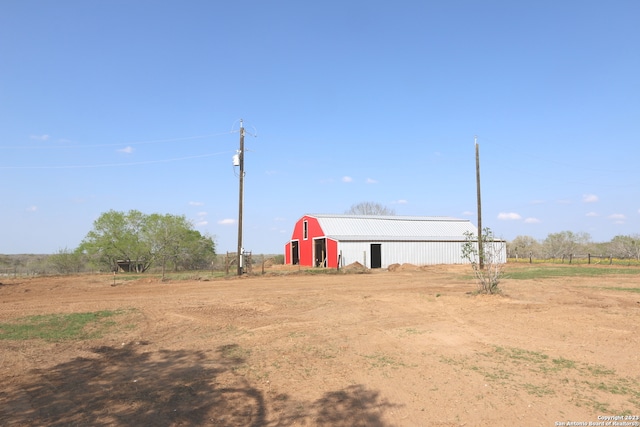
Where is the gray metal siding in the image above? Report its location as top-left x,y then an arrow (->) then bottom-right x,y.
338,240 -> 472,268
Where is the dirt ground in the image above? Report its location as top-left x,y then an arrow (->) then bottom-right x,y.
1,264 -> 639,426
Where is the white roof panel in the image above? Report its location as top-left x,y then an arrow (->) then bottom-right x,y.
308,214 -> 477,241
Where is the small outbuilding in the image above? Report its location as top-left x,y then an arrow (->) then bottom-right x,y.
284,214 -> 497,269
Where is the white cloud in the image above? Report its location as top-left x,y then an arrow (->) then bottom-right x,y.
196,211 -> 207,217
30,134 -> 50,141
462,211 -> 474,216
26,205 -> 37,212
529,200 -> 545,205
586,212 -> 599,217
365,178 -> 378,184
391,199 -> 408,205
195,220 -> 208,227
189,201 -> 204,206
218,218 -> 236,225
524,217 -> 541,224
583,194 -> 599,203
117,146 -> 134,154
608,213 -> 626,220
342,176 -> 353,183
497,212 -> 522,220
557,199 -> 572,205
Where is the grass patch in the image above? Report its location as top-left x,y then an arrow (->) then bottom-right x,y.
0,310 -> 129,341
362,352 -> 412,369
219,343 -> 251,360
599,287 -> 640,293
443,346 -> 640,412
523,383 -> 555,397
552,357 -> 576,370
493,346 -> 549,364
504,266 -> 640,280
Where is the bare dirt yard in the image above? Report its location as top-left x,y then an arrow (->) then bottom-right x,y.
1,264 -> 639,426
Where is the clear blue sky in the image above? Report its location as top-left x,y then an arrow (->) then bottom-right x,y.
1,0 -> 639,255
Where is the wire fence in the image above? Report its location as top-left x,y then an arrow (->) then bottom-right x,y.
509,254 -> 640,266
0,253 -> 286,278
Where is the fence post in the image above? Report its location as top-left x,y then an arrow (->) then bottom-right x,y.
529,252 -> 532,264
609,255 -> 613,265
588,253 -> 591,264
569,254 -> 573,264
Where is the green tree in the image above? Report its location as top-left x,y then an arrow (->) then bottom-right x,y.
78,210 -> 151,272
144,214 -> 215,278
78,210 -> 215,273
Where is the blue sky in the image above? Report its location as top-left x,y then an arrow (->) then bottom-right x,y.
1,0 -> 639,254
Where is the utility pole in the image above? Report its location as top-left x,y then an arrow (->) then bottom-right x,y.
236,120 -> 245,276
475,135 -> 484,270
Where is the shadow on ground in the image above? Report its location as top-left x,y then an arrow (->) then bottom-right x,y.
1,343 -> 398,426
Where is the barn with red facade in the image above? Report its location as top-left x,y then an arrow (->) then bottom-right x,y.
284,214 -> 482,269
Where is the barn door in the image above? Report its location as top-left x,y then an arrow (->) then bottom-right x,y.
370,244 -> 382,269
314,238 -> 327,267
291,241 -> 299,265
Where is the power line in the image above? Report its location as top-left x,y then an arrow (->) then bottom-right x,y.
0,151 -> 234,170
0,131 -> 234,149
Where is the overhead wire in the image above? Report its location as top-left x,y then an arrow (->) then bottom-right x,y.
0,151 -> 235,170
0,129 -> 238,169
0,131 -> 235,149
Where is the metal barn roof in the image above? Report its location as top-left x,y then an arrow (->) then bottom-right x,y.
308,214 -> 477,242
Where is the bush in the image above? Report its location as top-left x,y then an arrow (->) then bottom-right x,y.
461,228 -> 505,294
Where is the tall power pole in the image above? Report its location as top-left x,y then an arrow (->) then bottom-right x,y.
475,135 -> 484,270
236,120 -> 245,276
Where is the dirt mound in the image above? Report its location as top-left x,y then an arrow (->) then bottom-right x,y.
341,261 -> 367,272
387,263 -> 401,272
388,263 -> 420,271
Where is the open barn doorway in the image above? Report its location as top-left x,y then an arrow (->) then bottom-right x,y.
314,238 -> 327,267
291,241 -> 299,265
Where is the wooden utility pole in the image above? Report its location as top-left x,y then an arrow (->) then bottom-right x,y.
237,120 -> 245,276
475,135 -> 484,269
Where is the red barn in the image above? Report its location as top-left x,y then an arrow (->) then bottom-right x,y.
284,214 -> 340,268
284,214 -> 489,269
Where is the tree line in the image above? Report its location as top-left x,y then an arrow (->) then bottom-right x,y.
508,231 -> 640,261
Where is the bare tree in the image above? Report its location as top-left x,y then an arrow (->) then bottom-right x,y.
508,235 -> 542,259
609,234 -> 640,260
543,231 -> 591,260
346,202 -> 395,216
